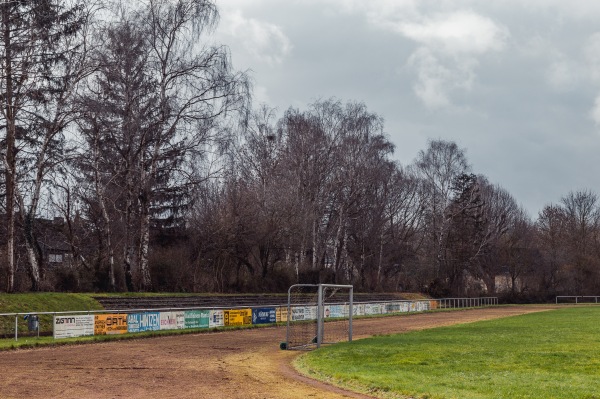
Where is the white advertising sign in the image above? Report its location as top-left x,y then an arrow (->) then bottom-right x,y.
209,310 -> 224,328
53,315 -> 94,339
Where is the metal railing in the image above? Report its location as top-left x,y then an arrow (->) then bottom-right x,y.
436,297 -> 498,309
0,304 -> 286,342
0,296 -> 499,342
555,296 -> 600,304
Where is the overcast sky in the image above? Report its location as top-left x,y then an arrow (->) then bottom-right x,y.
211,0 -> 600,217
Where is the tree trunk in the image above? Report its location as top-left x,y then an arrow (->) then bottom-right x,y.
18,157 -> 47,290
95,149 -> 116,291
5,138 -> 15,292
376,232 -> 384,290
341,229 -> 349,282
312,218 -> 318,270
123,177 -> 135,292
100,199 -> 116,291
3,6 -> 14,293
24,243 -> 41,290
138,197 -> 152,291
332,208 -> 344,282
23,213 -> 43,290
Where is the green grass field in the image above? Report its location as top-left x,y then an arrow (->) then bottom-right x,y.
296,307 -> 600,399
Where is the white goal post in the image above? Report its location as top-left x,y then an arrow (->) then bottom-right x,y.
284,284 -> 353,350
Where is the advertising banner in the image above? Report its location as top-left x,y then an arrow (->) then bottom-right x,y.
160,311 -> 184,330
127,312 -> 160,333
385,302 -> 400,313
252,308 -> 276,324
276,307 -> 288,322
365,303 -> 383,315
224,309 -> 252,326
352,304 -> 365,317
176,311 -> 185,329
94,314 -> 128,335
184,310 -> 210,329
53,315 -> 94,339
399,302 -> 410,313
340,304 -> 349,317
305,306 -> 317,320
209,310 -> 224,328
416,301 -> 430,312
325,304 -> 344,318
159,311 -> 175,330
291,306 -> 305,321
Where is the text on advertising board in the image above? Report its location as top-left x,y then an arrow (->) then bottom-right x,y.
53,315 -> 94,339
127,312 -> 160,333
252,308 -> 276,324
224,309 -> 252,326
94,314 -> 128,335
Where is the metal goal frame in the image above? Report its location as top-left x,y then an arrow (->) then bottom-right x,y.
285,283 -> 353,349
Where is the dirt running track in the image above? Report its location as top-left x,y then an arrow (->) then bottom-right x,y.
0,306 -> 558,399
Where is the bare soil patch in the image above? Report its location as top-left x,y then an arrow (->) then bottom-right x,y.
0,306 -> 558,399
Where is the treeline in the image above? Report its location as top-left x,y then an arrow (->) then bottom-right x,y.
0,1 -> 599,299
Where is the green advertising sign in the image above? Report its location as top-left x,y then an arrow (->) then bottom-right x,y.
184,310 -> 209,329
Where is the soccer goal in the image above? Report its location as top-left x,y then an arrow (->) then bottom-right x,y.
284,284 -> 353,350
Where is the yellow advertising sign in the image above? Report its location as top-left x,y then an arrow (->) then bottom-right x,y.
94,314 -> 128,335
223,309 -> 252,326
276,307 -> 288,323
430,300 -> 439,310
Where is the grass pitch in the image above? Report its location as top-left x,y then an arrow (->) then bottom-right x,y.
296,307 -> 600,399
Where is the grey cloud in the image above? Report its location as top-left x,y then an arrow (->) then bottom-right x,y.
215,0 -> 600,215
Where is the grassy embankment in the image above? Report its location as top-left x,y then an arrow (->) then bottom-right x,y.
0,293 -> 103,349
297,306 -> 600,399
0,292 -> 288,351
0,291 -> 441,351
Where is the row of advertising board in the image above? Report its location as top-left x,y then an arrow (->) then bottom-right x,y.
290,300 -> 436,321
52,300 -> 438,339
53,307 -> 278,339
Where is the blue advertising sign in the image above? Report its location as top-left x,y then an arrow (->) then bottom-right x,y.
127,312 -> 161,333
328,304 -> 344,318
252,307 -> 277,325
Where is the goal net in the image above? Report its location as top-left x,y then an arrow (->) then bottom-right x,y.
284,284 -> 353,350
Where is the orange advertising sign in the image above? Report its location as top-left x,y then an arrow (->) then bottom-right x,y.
223,309 -> 252,326
276,307 -> 288,322
94,314 -> 128,335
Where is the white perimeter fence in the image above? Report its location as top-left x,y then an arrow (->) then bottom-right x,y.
0,296 -> 498,341
436,297 -> 498,308
555,296 -> 600,304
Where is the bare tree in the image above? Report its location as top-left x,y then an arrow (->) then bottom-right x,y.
560,190 -> 600,293
536,204 -> 567,294
75,0 -> 248,291
0,0 -> 89,291
474,178 -> 520,293
439,173 -> 485,295
378,166 -> 426,291
278,102 -> 339,275
499,207 -> 535,295
413,139 -> 470,289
